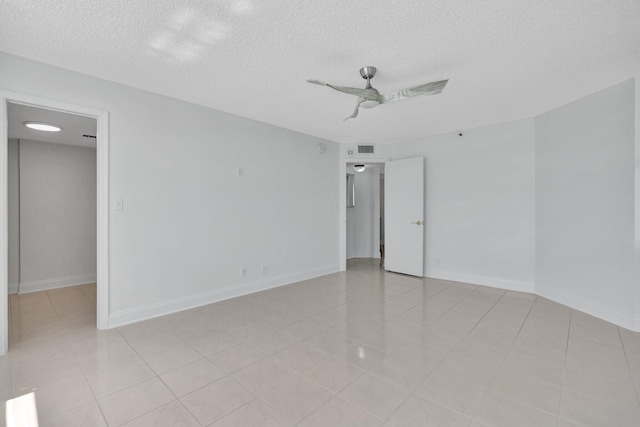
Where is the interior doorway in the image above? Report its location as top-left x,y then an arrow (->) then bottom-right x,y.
8,104 -> 97,347
346,162 -> 385,270
0,91 -> 110,355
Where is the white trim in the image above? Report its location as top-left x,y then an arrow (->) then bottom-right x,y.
8,283 -> 18,294
425,269 -> 535,293
0,96 -> 7,355
0,90 -> 110,355
109,264 -> 340,328
95,110 -> 109,331
537,286 -> 640,332
15,274 -> 97,294
634,77 -> 640,327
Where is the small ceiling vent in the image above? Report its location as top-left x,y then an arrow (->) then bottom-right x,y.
358,145 -> 374,154
82,134 -> 97,139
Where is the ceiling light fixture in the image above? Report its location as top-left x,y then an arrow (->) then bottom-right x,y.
353,164 -> 366,173
23,121 -> 62,132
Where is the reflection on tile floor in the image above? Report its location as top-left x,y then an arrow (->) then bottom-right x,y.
2,258 -> 640,426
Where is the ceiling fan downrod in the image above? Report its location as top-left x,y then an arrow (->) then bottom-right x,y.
360,66 -> 376,89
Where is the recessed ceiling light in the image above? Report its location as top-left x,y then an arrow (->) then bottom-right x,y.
23,121 -> 62,132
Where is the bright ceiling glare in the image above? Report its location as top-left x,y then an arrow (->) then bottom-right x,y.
23,121 -> 62,132
354,164 -> 366,173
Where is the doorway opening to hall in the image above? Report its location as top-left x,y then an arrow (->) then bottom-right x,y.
346,163 -> 385,271
6,103 -> 98,348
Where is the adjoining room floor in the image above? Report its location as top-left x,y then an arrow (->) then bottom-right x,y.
3,261 -> 640,426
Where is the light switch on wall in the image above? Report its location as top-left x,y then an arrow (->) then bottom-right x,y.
114,199 -> 124,211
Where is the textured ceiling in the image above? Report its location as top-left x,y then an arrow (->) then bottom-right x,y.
1,0 -> 639,144
8,103 -> 97,148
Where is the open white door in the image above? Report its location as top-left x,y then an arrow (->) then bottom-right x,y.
384,157 -> 424,276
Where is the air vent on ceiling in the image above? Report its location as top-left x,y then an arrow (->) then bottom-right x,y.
358,145 -> 374,154
82,134 -> 96,139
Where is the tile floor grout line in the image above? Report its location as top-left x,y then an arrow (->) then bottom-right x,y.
553,307 -> 575,426
253,379 -> 334,426
337,279 -> 495,425
441,288 -> 519,421
296,354 -> 361,394
432,286 -> 510,419
110,326 -> 191,419
336,386 -> 405,424
215,396 -> 279,427
295,394 -> 387,427
116,342 -> 218,427
263,273 -> 448,425
21,291 -> 107,425
469,291 -> 545,424
248,349 -> 356,425
617,325 -> 640,408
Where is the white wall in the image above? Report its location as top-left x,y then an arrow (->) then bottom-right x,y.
16,139 -> 97,292
7,139 -> 19,291
536,79 -> 637,328
346,175 -> 356,258
388,81 -> 639,330
391,119 -> 536,292
0,52 -> 339,326
346,166 -> 381,259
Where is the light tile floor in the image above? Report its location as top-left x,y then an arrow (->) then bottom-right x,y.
2,258 -> 640,426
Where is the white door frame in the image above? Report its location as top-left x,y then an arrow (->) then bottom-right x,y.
0,90 -> 110,355
339,158 -> 388,271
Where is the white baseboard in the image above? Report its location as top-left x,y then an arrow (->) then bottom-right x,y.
105,264 -> 639,333
16,274 -> 97,294
108,264 -> 340,328
424,268 -> 639,331
425,269 -> 535,294
8,282 -> 18,295
537,286 -> 640,332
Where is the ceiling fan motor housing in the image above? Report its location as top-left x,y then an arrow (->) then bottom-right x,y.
359,66 -> 377,80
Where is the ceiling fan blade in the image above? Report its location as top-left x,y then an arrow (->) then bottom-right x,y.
344,98 -> 363,121
307,79 -> 380,100
381,79 -> 449,103
307,79 -> 328,86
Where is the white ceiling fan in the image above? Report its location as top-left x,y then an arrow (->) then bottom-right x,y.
307,66 -> 448,121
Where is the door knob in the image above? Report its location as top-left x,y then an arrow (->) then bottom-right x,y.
412,220 -> 423,225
